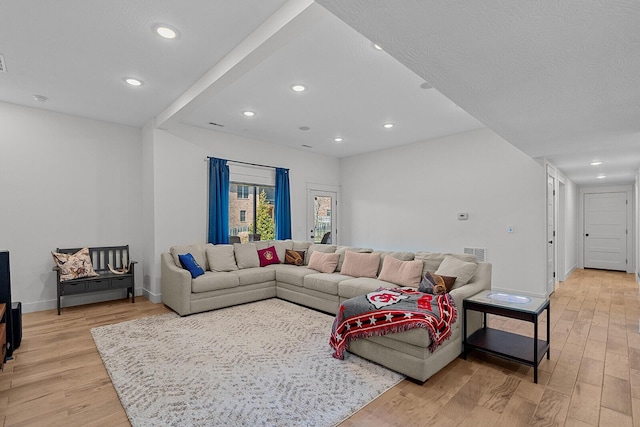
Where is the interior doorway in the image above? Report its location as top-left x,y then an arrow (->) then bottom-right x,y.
583,192 -> 628,271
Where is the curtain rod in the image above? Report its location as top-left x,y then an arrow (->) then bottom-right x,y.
206,156 -> 287,171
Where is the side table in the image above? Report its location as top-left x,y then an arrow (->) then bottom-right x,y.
463,290 -> 550,383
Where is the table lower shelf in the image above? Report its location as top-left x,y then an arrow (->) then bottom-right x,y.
465,327 -> 549,366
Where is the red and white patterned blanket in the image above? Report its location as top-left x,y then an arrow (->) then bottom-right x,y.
330,288 -> 457,360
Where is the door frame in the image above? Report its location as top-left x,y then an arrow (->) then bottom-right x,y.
578,184 -> 634,273
306,183 -> 339,244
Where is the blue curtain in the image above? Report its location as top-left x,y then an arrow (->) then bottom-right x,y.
208,158 -> 230,244
274,168 -> 292,240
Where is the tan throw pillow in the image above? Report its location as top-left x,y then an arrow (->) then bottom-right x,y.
340,251 -> 381,278
377,255 -> 424,288
233,243 -> 260,269
435,255 -> 478,289
206,245 -> 238,272
284,249 -> 305,266
51,247 -> 99,282
307,251 -> 340,274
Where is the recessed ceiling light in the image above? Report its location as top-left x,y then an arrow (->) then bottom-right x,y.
597,174 -> 606,179
590,161 -> 603,166
242,111 -> 255,117
373,43 -> 383,51
299,126 -> 310,131
383,123 -> 394,129
154,24 -> 178,39
334,137 -> 343,142
124,77 -> 143,86
420,82 -> 432,89
32,94 -> 47,102
301,144 -> 312,148
291,84 -> 306,92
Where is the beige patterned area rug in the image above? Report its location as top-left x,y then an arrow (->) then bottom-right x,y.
91,298 -> 404,426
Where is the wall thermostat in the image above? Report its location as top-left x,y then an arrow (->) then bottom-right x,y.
458,213 -> 468,220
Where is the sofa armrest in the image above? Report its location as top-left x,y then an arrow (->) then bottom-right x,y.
449,262 -> 492,334
161,252 -> 192,316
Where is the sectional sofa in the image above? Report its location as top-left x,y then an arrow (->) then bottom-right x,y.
161,240 -> 491,382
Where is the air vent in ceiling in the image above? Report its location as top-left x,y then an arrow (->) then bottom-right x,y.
0,54 -> 7,73
463,247 -> 486,262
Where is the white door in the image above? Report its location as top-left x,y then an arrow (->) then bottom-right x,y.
584,192 -> 627,271
547,175 -> 556,294
308,190 -> 337,244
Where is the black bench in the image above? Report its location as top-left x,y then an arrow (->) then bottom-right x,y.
53,245 -> 136,315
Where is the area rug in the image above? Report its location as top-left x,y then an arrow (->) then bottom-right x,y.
91,298 -> 404,426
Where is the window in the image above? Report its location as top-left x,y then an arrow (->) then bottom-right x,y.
237,185 -> 250,199
229,183 -> 275,241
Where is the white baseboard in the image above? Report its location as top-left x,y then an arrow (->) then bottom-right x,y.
143,287 -> 162,304
21,287 -> 146,314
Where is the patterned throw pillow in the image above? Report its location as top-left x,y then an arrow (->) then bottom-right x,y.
419,271 -> 457,295
51,247 -> 99,282
284,249 -> 305,266
257,246 -> 281,267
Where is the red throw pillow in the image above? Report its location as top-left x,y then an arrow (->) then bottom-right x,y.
257,246 -> 280,267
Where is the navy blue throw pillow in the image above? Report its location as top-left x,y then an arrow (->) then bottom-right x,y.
178,253 -> 205,278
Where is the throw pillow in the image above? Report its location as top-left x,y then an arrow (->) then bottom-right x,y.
307,251 -> 340,274
340,251 -> 381,278
377,255 -> 423,287
305,244 -> 337,265
284,249 -> 305,266
170,244 -> 207,270
419,271 -> 457,295
233,243 -> 260,269
51,247 -> 99,282
205,245 -> 238,272
178,253 -> 205,278
435,255 -> 478,289
257,246 -> 281,267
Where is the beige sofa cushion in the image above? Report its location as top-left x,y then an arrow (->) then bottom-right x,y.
206,245 -> 238,272
415,252 -> 477,275
274,264 -> 317,287
233,243 -> 260,269
377,256 -> 423,288
338,277 -> 394,300
170,244 -> 207,270
304,273 -> 353,296
191,271 -> 239,293
234,267 -> 276,286
435,255 -> 478,289
340,251 -> 380,278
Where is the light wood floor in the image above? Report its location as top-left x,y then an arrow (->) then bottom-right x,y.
0,269 -> 638,426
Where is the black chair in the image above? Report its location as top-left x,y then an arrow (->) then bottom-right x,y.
248,234 -> 261,242
320,232 -> 331,244
229,236 -> 241,244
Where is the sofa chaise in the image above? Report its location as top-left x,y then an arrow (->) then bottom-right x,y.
161,240 -> 491,382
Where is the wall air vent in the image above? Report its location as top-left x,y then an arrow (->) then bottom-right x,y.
0,54 -> 7,73
464,247 -> 487,262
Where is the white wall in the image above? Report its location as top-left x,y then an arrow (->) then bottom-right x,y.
563,177 -> 578,276
340,128 -> 548,296
143,123 -> 340,300
0,102 -> 143,312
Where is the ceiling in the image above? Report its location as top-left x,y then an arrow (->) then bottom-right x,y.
1,0 -> 639,186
